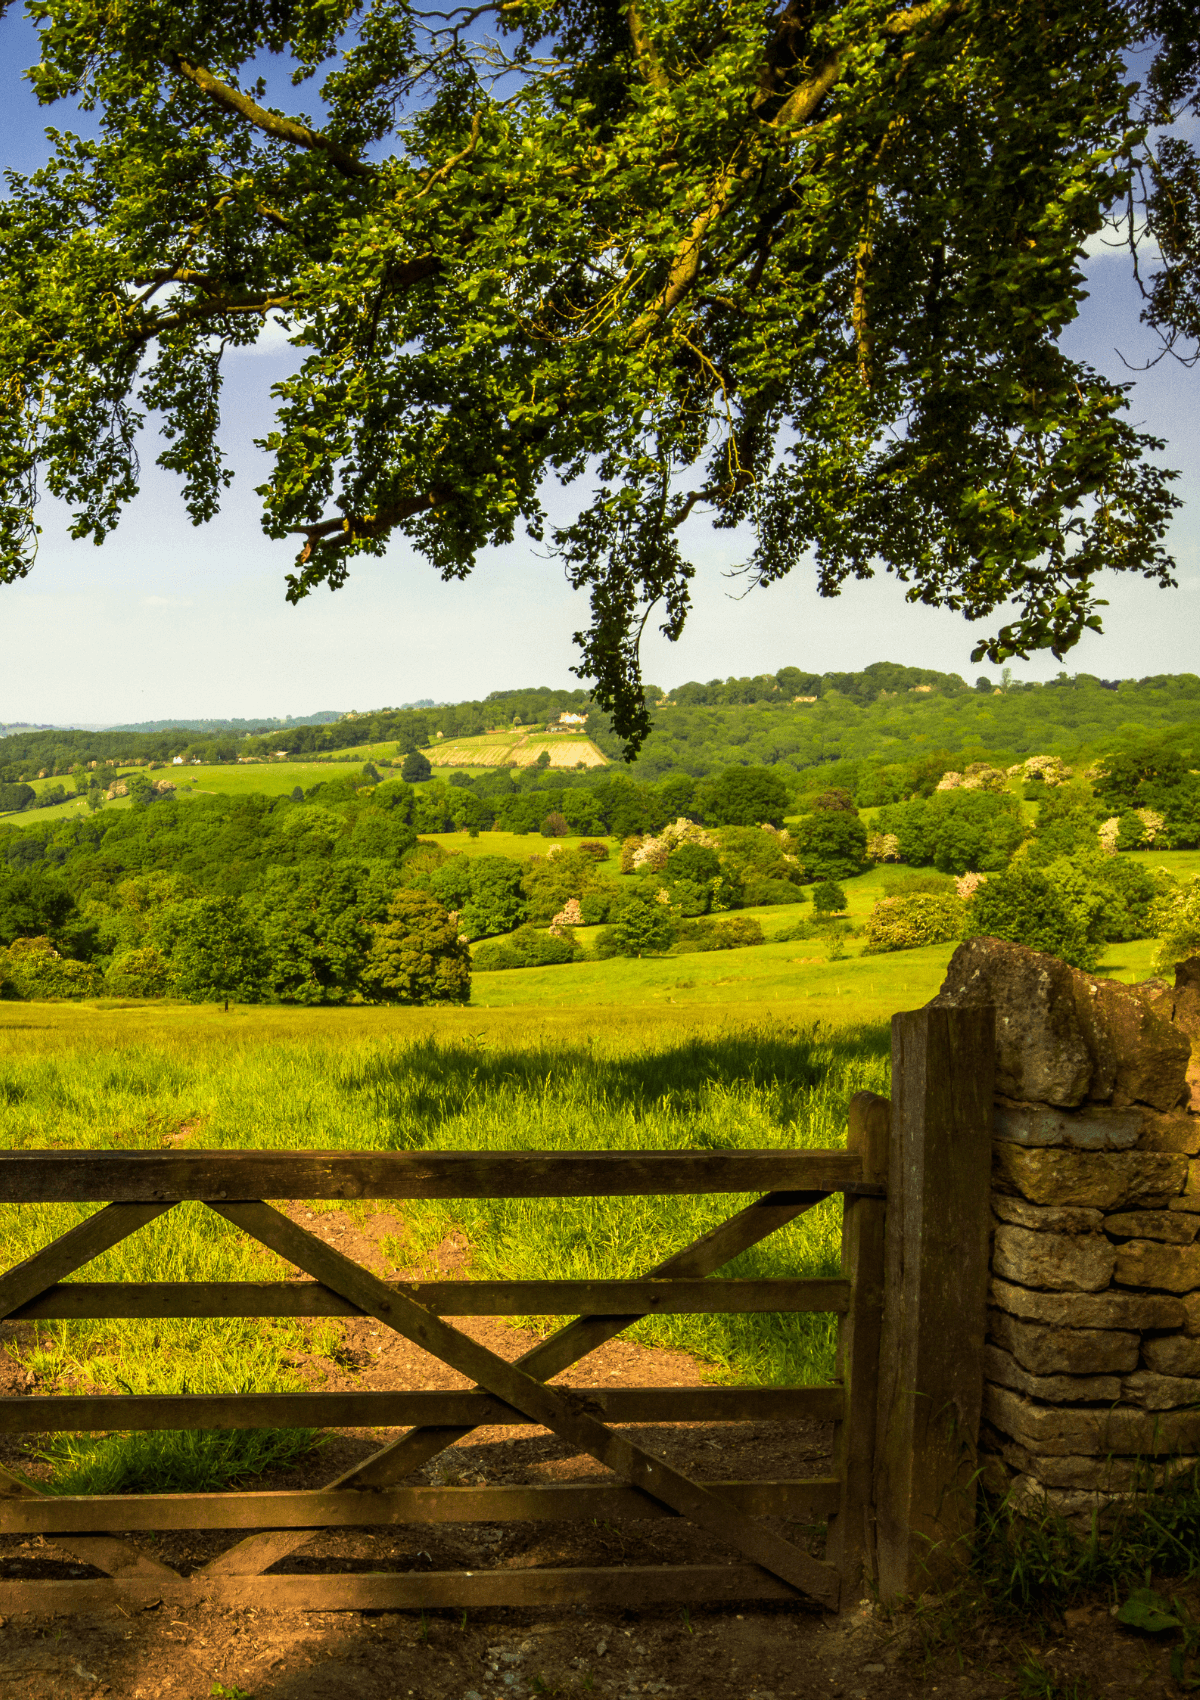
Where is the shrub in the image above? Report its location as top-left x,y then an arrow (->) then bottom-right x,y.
472,941 -> 525,971
578,840 -> 611,862
361,889 -> 470,1003
864,894 -> 965,954
668,877 -> 712,917
540,812 -> 569,837
964,865 -> 1101,971
607,888 -> 678,956
813,880 -> 847,915
673,916 -> 765,953
881,870 -> 958,898
743,877 -> 803,906
105,946 -> 172,998
665,841 -> 721,885
578,890 -> 611,925
167,898 -> 269,1005
0,936 -> 103,999
1152,877 -> 1200,974
400,750 -> 433,784
696,766 -> 790,827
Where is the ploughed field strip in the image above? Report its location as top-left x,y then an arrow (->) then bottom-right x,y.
0,1138 -> 887,1615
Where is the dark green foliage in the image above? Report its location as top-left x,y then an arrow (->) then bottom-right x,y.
792,811 -> 868,880
578,890 -> 612,925
0,783 -> 34,812
540,812 -> 569,837
0,870 -> 76,946
744,878 -> 805,906
875,790 -> 1026,875
696,768 -> 791,827
169,898 -> 269,1005
667,877 -> 712,917
0,936 -> 102,999
812,881 -> 848,916
251,865 -> 392,1005
400,751 -> 433,785
665,842 -> 721,885
361,890 -> 470,1004
1027,786 -> 1102,862
457,857 -> 528,941
105,946 -> 171,998
473,926 -> 578,971
965,865 -> 1101,970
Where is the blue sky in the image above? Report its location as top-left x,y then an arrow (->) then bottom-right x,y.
1,11 -> 1196,723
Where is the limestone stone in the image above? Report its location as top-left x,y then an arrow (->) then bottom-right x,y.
993,1144 -> 1187,1210
1072,972 -> 1191,1110
993,1101 -> 1142,1149
987,1306 -> 1139,1374
993,1224 -> 1116,1292
984,1342 -> 1120,1403
990,1434 -> 1195,1491
1104,1210 -> 1199,1244
1114,1239 -> 1200,1293
1122,1369 -> 1200,1410
1138,1110 -> 1200,1157
1169,1196 -> 1200,1215
930,940 -> 1092,1105
1008,1476 -> 1130,1523
990,1275 -> 1185,1331
984,1383 -> 1200,1454
1142,1334 -> 1200,1375
992,1197 -> 1104,1234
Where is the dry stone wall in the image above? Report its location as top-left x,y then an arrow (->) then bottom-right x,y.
929,941 -> 1200,1519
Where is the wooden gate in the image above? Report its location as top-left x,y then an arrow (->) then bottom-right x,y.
0,1006 -> 994,1614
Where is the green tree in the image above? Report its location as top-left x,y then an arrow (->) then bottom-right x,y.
698,768 -> 791,827
964,864 -> 1101,971
361,890 -> 470,1004
170,897 -> 268,1007
813,880 -> 848,916
400,751 -> 433,785
0,0 -> 1179,751
792,811 -> 867,880
0,871 -> 79,949
607,888 -> 679,957
105,945 -> 172,998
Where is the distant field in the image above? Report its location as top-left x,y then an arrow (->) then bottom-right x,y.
424,728 -> 607,769
421,829 -> 621,866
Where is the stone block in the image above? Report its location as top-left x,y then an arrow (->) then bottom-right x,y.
993,1101 -> 1142,1150
992,1197 -> 1103,1233
1114,1239 -> 1200,1293
1169,1196 -> 1200,1215
930,940 -> 1092,1105
993,1224 -> 1116,1292
993,1144 -> 1187,1210
984,1342 -> 1120,1403
990,1275 -> 1184,1331
1105,1210 -> 1199,1244
1122,1369 -> 1200,1410
1138,1111 -> 1200,1157
1186,1293 -> 1200,1336
987,1306 -> 1139,1374
1142,1335 -> 1200,1376
989,1434 -> 1195,1491
1072,973 -> 1191,1110
984,1383 -> 1200,1454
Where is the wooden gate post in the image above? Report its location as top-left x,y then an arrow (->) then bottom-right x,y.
828,1090 -> 889,1596
873,1004 -> 994,1600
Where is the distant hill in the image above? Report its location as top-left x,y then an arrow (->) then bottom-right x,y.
101,713 -> 343,733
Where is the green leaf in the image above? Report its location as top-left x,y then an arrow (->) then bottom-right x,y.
1117,1588 -> 1183,1634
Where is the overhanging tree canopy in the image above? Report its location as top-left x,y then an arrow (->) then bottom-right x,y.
0,0 -> 1185,747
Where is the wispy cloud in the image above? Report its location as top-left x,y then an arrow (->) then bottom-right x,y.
141,595 -> 193,609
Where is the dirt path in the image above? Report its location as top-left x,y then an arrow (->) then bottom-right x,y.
0,1211 -> 1183,1697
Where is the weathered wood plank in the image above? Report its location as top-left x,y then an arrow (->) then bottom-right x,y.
0,1150 -> 873,1204
206,1188 -> 836,1579
873,1005 -> 994,1600
211,1200 -> 841,1608
0,1478 -> 841,1534
827,1092 -> 889,1594
0,1203 -> 173,1321
0,1564 -> 801,1615
0,1384 -> 843,1433
11,1276 -> 850,1320
0,1464 -> 178,1582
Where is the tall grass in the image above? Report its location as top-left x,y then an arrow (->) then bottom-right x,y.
0,1013 -> 889,1489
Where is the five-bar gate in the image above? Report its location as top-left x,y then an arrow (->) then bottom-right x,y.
0,1005 -> 995,1615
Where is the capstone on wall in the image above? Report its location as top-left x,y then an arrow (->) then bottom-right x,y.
929,938 -> 1200,1520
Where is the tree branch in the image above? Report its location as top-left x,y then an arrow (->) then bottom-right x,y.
626,0 -> 671,91
171,56 -> 375,179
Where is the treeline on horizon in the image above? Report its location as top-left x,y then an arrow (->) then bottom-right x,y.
2,663 -> 1199,789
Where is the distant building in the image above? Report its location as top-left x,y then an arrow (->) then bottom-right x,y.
556,712 -> 587,727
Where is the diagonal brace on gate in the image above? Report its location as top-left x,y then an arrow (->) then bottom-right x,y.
203,1189 -> 839,1606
